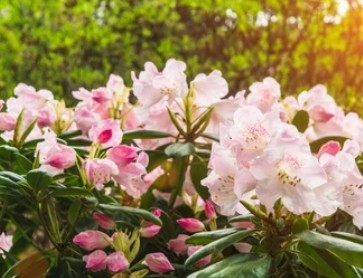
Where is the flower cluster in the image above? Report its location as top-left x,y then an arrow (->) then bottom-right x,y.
1,58 -> 363,278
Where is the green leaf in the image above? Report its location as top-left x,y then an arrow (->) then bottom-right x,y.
17,117 -> 38,147
190,155 -> 210,200
68,199 -> 82,225
229,214 -> 256,223
50,187 -> 93,197
99,204 -> 162,226
123,130 -> 172,139
331,232 -> 363,245
200,133 -> 220,142
13,153 -> 32,173
292,110 -> 309,132
26,170 -> 52,192
164,142 -> 195,157
186,228 -> 239,245
188,253 -> 271,278
65,139 -> 92,147
297,242 -> 360,278
13,109 -> 25,145
292,218 -> 309,234
185,229 -> 256,267
309,136 -> 348,153
58,130 -> 83,139
297,231 -> 363,268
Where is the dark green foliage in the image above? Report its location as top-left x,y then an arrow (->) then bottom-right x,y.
1,0 -> 362,112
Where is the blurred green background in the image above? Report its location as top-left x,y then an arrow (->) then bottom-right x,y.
1,0 -> 363,111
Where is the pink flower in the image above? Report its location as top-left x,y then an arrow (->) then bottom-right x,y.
0,113 -> 16,131
177,218 -> 205,233
14,83 -> 53,110
36,130 -> 76,170
107,145 -> 138,167
222,106 -> 281,167
73,230 -> 111,251
37,105 -> 56,128
107,251 -> 129,273
317,140 -> 341,159
246,77 -> 281,113
84,159 -> 119,190
74,103 -> 102,133
144,253 -> 174,273
0,232 -> 12,254
250,125 -> 327,214
107,74 -> 125,93
191,70 -> 228,106
298,85 -> 337,123
187,246 -> 212,267
83,250 -> 108,272
112,153 -> 149,198
91,87 -> 112,104
205,200 -> 216,219
132,58 -> 188,107
167,234 -> 189,255
93,212 -> 115,230
201,144 -> 253,216
140,209 -> 162,238
89,119 -> 123,148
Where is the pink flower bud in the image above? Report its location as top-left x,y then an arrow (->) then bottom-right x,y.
107,251 -> 130,273
144,252 -> 174,273
140,209 -> 162,238
0,113 -> 16,131
177,218 -> 205,233
187,246 -> 212,267
234,242 -> 252,253
152,209 -> 161,217
93,212 -> 115,230
204,200 -> 216,219
167,234 -> 188,255
83,250 -> 107,272
73,230 -> 111,251
317,141 -> 341,159
230,221 -> 256,229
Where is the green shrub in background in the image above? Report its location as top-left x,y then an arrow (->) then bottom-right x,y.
0,0 -> 362,111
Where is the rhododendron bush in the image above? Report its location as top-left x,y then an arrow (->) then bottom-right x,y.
0,59 -> 363,277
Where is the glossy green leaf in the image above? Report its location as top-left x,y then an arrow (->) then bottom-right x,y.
297,231 -> 363,268
185,229 -> 256,267
292,218 -> 309,234
58,130 -> 82,139
331,232 -> 363,245
229,214 -> 256,223
292,110 -> 309,133
17,117 -> 38,147
123,130 -> 172,139
297,242 -> 360,278
188,253 -> 271,278
99,204 -> 162,226
186,228 -> 239,245
68,199 -> 82,225
27,170 -> 52,191
190,155 -> 210,200
50,187 -> 93,197
164,142 -> 195,157
13,153 -> 32,174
